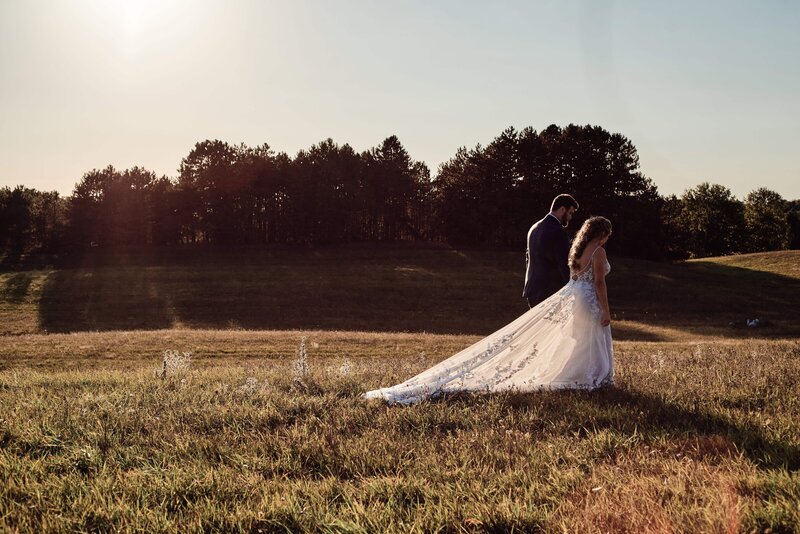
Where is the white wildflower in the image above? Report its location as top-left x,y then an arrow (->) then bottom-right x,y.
236,376 -> 263,396
650,350 -> 666,372
160,350 -> 193,378
292,337 -> 310,380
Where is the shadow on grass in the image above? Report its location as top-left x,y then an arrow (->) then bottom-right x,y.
31,247 -> 800,338
0,249 -> 24,271
447,386 -> 800,472
1,272 -> 34,304
35,248 -> 527,334
38,268 -> 174,332
611,258 -> 800,328
608,322 -> 668,342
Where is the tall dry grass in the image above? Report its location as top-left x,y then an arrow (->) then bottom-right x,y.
1,330 -> 798,532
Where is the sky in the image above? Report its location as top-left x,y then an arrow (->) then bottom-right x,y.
1,0 -> 798,199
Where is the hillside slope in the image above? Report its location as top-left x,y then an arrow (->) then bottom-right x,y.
1,247 -> 797,339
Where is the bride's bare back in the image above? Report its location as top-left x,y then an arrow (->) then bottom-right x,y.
572,243 -> 605,279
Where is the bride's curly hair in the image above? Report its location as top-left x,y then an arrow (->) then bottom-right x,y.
568,216 -> 612,272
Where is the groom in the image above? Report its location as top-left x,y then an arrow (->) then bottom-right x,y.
523,194 -> 579,308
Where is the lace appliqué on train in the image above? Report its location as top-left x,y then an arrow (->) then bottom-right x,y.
380,330 -> 519,402
490,343 -> 539,387
543,288 -> 574,324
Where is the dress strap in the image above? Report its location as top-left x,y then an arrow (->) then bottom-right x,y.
572,246 -> 602,278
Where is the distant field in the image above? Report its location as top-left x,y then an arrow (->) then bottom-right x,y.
1,247 -> 799,340
692,250 -> 800,279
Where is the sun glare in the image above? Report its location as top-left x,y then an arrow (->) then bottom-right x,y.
120,0 -> 146,32
79,0 -> 189,35
114,0 -> 163,36
73,0 -> 203,60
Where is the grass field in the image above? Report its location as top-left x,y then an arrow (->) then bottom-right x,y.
2,247 -> 799,339
1,247 -> 799,532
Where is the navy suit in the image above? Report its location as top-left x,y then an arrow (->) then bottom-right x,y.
522,214 -> 570,307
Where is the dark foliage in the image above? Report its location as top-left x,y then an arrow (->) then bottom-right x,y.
432,125 -> 663,258
0,186 -> 68,257
1,126 -> 795,260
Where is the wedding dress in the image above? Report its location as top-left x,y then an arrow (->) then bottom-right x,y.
364,249 -> 614,404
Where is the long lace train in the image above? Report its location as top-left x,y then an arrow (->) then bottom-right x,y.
363,260 -> 614,405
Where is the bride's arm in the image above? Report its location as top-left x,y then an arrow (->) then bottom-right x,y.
592,247 -> 611,327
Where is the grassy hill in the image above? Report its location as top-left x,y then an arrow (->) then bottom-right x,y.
692,250 -> 800,278
1,248 -> 798,531
2,247 -> 799,340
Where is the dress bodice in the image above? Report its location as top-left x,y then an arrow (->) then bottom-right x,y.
570,248 -> 610,284
566,248 -> 610,320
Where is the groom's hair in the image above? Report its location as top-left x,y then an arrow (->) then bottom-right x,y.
551,194 -> 579,212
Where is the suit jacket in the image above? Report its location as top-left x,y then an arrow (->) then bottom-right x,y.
522,214 -> 570,306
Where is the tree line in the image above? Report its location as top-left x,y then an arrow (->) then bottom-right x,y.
2,124 -> 798,260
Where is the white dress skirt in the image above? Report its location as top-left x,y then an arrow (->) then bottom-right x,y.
363,259 -> 614,405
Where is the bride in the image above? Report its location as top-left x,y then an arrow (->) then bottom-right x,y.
364,216 -> 615,404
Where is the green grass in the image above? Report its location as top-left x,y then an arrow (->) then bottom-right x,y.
692,250 -> 800,279
1,247 -> 799,531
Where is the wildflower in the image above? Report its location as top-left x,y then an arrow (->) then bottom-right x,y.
74,447 -> 96,473
236,377 -> 262,396
160,350 -> 193,379
292,337 -> 310,380
339,359 -> 353,377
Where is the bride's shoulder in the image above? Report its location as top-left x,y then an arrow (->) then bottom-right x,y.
591,246 -> 607,262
